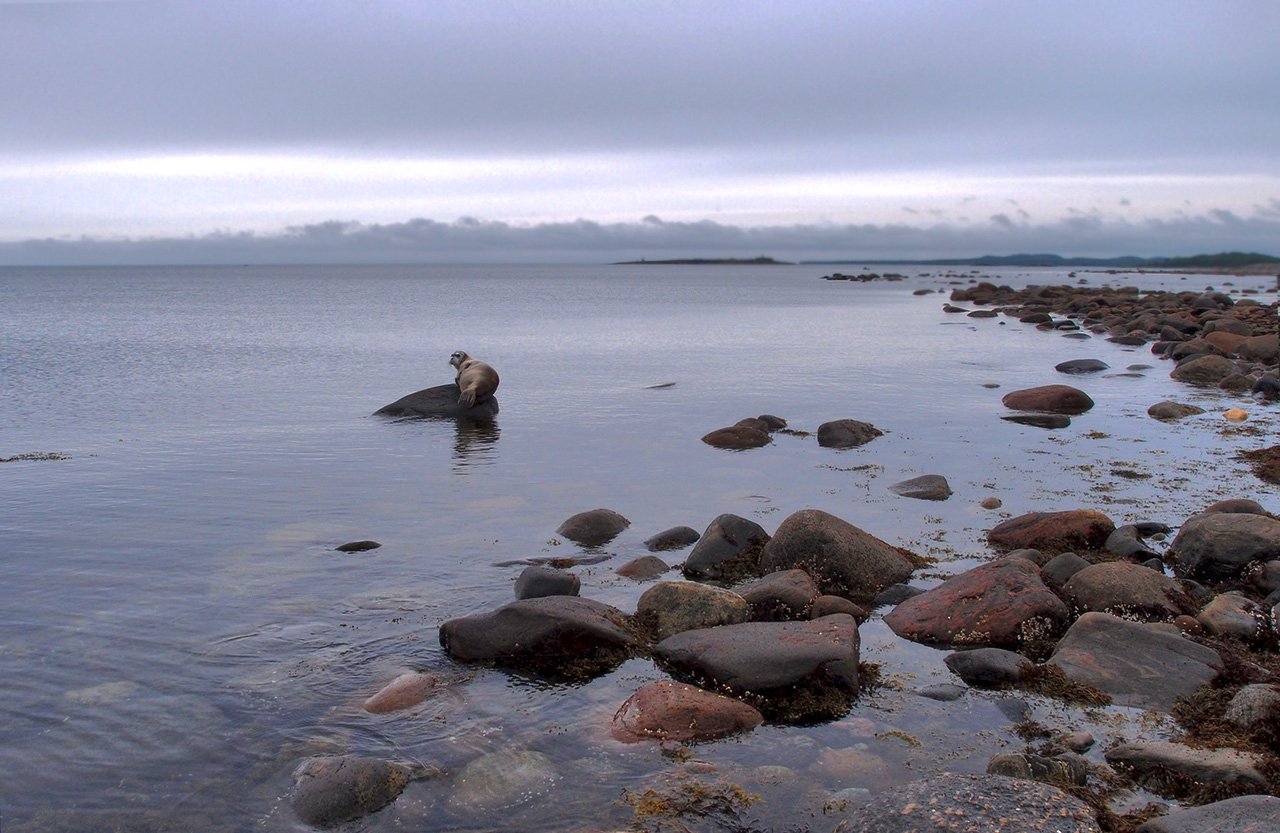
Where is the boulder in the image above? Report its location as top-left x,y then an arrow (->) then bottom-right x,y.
944,647 -> 1030,687
1239,334 -> 1279,363
643,526 -> 700,552
1104,524 -> 1162,559
513,565 -> 580,600
556,508 -> 630,547
1171,354 -> 1236,386
654,615 -> 860,720
1063,562 -> 1196,621
759,509 -> 915,602
634,581 -> 750,642
988,509 -> 1115,554
374,383 -> 499,420
609,680 -> 763,743
1224,684 -> 1280,732
1046,612 -> 1223,711
439,596 -> 637,676
701,425 -> 771,450
736,569 -> 820,621
1205,499 -> 1271,516
1169,512 -> 1280,581
1055,359 -> 1109,375
1135,795 -> 1280,833
810,595 -> 869,622
1106,741 -> 1268,794
681,513 -> 770,581
883,558 -> 1068,648
1001,385 -> 1094,414
841,774 -> 1099,833
291,756 -> 420,827
1197,593 -> 1272,643
615,555 -> 671,581
816,419 -> 883,449
888,474 -> 952,501
1148,401 -> 1206,420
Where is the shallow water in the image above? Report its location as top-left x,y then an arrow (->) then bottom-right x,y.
1,263 -> 1277,831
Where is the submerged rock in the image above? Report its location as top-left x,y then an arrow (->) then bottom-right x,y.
610,680 -> 763,743
363,671 -> 440,714
291,755 -> 424,828
374,383 -> 499,420
447,748 -> 557,812
842,774 -> 1099,833
1001,414 -> 1071,429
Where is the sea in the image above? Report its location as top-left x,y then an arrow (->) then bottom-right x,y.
2,263 -> 1276,831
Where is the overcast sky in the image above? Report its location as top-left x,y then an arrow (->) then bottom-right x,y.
2,0 -> 1278,263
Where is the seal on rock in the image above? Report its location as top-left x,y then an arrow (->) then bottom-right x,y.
449,351 -> 500,408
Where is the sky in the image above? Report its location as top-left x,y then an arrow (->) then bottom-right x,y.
2,0 -> 1278,263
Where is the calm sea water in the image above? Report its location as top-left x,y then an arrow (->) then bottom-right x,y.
2,264 -> 1276,831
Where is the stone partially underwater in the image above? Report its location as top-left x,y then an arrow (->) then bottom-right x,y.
374,383 -> 499,420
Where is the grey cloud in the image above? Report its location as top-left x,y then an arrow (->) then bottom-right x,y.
4,211 -> 1277,266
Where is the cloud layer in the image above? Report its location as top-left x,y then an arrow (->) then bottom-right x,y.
5,210 -> 1277,266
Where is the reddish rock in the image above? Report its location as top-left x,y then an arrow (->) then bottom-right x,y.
1239,334 -> 1279,363
1205,331 -> 1249,353
702,425 -> 771,449
987,509 -> 1115,554
883,558 -> 1068,648
609,680 -> 763,743
1001,385 -> 1094,414
363,671 -> 440,714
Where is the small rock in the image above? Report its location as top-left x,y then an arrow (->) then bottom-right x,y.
447,748 -> 557,811
1148,401 -> 1206,420
1225,408 -> 1250,422
872,583 -> 925,607
988,509 -> 1115,554
980,497 -> 1003,509
1106,741 -> 1268,794
335,540 -> 382,553
615,555 -> 671,581
1223,684 -> 1280,732
987,752 -> 1088,787
888,474 -> 952,501
643,526 -> 700,552
610,680 -> 763,743
944,647 -> 1029,687
816,419 -> 884,449
1041,552 -> 1091,588
291,756 -> 419,827
1055,359 -> 1110,375
1198,593 -> 1271,643
1064,562 -> 1195,621
1001,414 -> 1072,429
702,425 -> 771,449
635,581 -> 750,641
556,508 -> 630,547
916,683 -> 967,701
682,513 -> 770,581
810,595 -> 869,622
1171,354 -> 1237,386
1001,384 -> 1095,414
736,569 -> 819,621
514,565 -> 580,600
1135,795 -> 1280,833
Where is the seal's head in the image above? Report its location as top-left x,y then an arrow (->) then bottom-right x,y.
449,350 -> 469,369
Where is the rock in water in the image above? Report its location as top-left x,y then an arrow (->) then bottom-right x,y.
816,419 -> 883,448
760,509 -> 914,602
363,671 -> 439,714
681,513 -> 770,580
447,748 -> 557,812
1135,795 -> 1280,833
513,565 -> 580,600
556,508 -> 630,547
643,525 -> 700,552
888,474 -> 952,501
291,755 -> 418,827
374,383 -> 499,420
1055,359 -> 1109,375
841,774 -> 1099,833
1001,385 -> 1094,414
987,509 -> 1115,554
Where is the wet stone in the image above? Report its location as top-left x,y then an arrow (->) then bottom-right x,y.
615,555 -> 671,581
816,418 -> 884,449
556,508 -> 630,547
291,755 -> 420,828
609,680 -> 763,744
944,647 -> 1030,687
643,525 -> 700,552
1135,795 -> 1280,833
335,540 -> 381,553
513,564 -> 580,600
681,513 -> 770,581
888,473 -> 952,501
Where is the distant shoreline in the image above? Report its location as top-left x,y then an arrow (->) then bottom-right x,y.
612,257 -> 792,265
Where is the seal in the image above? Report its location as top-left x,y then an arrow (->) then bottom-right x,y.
448,350 -> 500,408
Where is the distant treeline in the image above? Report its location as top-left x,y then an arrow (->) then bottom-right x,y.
803,251 -> 1279,268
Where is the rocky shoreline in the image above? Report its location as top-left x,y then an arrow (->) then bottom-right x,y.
298,278 -> 1280,832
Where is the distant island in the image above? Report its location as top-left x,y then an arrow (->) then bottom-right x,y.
613,256 -> 792,265
802,251 -> 1279,269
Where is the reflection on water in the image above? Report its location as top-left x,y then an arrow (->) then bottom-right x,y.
453,417 -> 500,470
